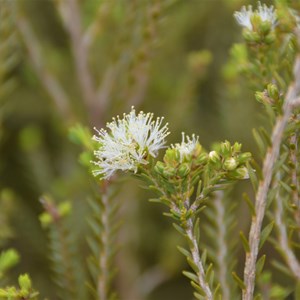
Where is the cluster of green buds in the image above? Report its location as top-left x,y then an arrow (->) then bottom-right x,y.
234,2 -> 277,45
0,274 -> 39,299
255,83 -> 281,109
154,133 -> 207,180
208,141 -> 252,180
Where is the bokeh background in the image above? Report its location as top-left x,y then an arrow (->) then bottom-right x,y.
0,0 -> 274,299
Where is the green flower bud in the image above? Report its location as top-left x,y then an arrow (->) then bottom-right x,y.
264,33 -> 275,44
223,157 -> 238,171
208,151 -> 220,164
178,163 -> 191,177
255,91 -> 274,105
233,142 -> 242,153
164,148 -> 180,165
163,167 -> 176,178
232,166 -> 250,179
267,83 -> 279,101
154,161 -> 165,174
195,152 -> 208,165
18,274 -> 32,291
220,140 -> 231,156
259,20 -> 271,35
238,152 -> 252,163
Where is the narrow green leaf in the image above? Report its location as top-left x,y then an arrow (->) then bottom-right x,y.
177,246 -> 191,259
279,181 -> 292,193
259,222 -> 274,250
187,257 -> 198,273
256,255 -> 266,276
243,193 -> 255,216
271,260 -> 293,277
232,272 -> 245,290
194,292 -> 204,300
173,223 -> 185,236
239,231 -> 250,253
201,249 -> 207,266
252,128 -> 266,155
191,281 -> 205,295
183,270 -> 198,283
213,284 -> 221,300
205,263 -> 213,282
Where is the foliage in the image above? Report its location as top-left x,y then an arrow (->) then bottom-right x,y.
0,0 -> 300,300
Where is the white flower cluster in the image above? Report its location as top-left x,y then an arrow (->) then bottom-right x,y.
93,107 -> 169,179
171,132 -> 199,162
234,2 -> 276,30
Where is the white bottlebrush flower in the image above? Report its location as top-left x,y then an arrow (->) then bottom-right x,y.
234,2 -> 276,30
92,107 -> 169,179
171,132 -> 199,162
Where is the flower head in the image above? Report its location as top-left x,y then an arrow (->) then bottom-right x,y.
171,132 -> 199,163
92,107 -> 169,179
234,2 -> 276,30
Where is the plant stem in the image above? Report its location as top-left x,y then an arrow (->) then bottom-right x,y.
185,217 -> 213,300
214,191 -> 230,300
274,178 -> 300,280
242,53 -> 300,300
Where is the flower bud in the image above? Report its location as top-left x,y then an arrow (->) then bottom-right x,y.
259,20 -> 271,35
220,141 -> 231,156
163,167 -> 176,178
233,142 -> 242,153
267,83 -> 279,101
195,153 -> 208,165
223,157 -> 238,171
178,163 -> 191,177
208,151 -> 220,164
18,274 -> 32,291
238,152 -> 252,163
234,166 -> 249,179
154,161 -> 165,174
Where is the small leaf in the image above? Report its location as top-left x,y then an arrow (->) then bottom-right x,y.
295,281 -> 300,300
191,281 -> 205,295
183,270 -> 198,283
194,218 -> 200,243
256,255 -> 266,276
259,222 -> 274,250
177,246 -> 191,259
173,223 -> 185,236
252,128 -> 266,156
243,193 -> 255,216
239,231 -> 250,253
271,260 -> 293,277
187,257 -> 198,273
232,272 -> 245,290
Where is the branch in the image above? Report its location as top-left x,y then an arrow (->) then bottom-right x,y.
185,217 -> 213,300
16,15 -> 71,120
242,53 -> 300,300
274,179 -> 300,280
214,191 -> 230,300
56,0 -> 100,125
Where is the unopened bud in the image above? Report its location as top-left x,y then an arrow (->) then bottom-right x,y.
178,163 -> 190,177
235,166 -> 250,179
209,151 -> 220,164
238,152 -> 252,163
18,274 -> 32,291
223,157 -> 238,171
163,167 -> 176,178
220,141 -> 231,156
267,83 -> 279,101
154,161 -> 165,174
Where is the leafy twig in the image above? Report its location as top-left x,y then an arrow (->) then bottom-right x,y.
274,177 -> 300,280
243,52 -> 300,300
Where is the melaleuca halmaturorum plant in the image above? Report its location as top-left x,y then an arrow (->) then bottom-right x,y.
231,1 -> 300,299
92,107 -> 252,299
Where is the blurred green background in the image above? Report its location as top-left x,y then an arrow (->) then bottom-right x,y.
0,0 -> 271,299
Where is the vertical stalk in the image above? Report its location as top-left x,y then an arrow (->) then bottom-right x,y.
242,54 -> 300,300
